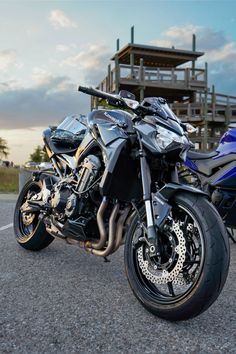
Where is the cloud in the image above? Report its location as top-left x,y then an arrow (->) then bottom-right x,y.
0,50 -> 18,71
56,44 -> 77,52
164,24 -> 200,47
61,44 -> 110,69
0,42 -> 112,131
0,75 -> 90,129
49,9 -> 78,29
151,25 -> 236,95
152,25 -> 228,51
61,44 -> 112,85
204,42 -> 236,63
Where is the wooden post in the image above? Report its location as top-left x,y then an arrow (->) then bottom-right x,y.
204,62 -> 208,88
108,64 -> 111,93
139,58 -> 144,82
212,85 -> 215,121
192,34 -> 196,79
203,89 -> 208,151
225,96 -> 231,128
130,26 -> 135,78
187,103 -> 191,118
139,58 -> 145,102
186,68 -> 190,88
130,52 -> 134,79
116,38 -> 120,52
131,26 -> 134,44
115,53 -> 120,94
202,62 -> 209,150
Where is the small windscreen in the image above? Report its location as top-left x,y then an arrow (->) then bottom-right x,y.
141,97 -> 178,121
57,114 -> 87,134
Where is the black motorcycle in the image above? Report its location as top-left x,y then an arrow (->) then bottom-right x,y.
14,87 -> 230,321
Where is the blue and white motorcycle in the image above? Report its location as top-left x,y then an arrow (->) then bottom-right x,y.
180,125 -> 236,241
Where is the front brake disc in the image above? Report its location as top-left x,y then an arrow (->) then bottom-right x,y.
137,221 -> 186,284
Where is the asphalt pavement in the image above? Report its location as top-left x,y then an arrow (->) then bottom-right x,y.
0,196 -> 236,354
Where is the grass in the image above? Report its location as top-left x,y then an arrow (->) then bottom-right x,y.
0,167 -> 19,193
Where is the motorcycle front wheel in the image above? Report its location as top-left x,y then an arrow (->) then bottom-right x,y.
124,192 -> 230,321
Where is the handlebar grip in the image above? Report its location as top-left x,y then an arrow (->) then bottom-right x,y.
78,86 -> 113,100
78,86 -> 91,94
78,86 -> 100,97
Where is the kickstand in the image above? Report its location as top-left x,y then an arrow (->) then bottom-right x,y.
104,256 -> 111,263
228,228 -> 236,243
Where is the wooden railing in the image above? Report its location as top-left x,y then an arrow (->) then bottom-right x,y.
98,64 -> 207,93
171,91 -> 236,124
118,64 -> 206,87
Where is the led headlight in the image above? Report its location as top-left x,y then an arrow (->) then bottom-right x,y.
155,126 -> 188,151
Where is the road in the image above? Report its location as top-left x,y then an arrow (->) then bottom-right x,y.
0,196 -> 236,354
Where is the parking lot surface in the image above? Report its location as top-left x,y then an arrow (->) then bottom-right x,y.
0,197 -> 236,354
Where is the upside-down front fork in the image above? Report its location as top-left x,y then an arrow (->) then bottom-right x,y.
137,134 -> 172,257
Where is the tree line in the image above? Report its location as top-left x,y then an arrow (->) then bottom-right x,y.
0,137 -> 49,163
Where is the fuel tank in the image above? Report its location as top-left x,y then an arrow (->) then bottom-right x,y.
216,127 -> 236,157
212,126 -> 236,188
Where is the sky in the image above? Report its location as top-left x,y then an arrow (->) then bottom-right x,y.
1,0 -> 236,164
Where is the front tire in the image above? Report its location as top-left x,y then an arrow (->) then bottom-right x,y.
124,193 -> 230,321
14,179 -> 54,251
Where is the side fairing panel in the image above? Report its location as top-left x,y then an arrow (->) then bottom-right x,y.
97,122 -> 128,146
99,138 -> 142,200
212,164 -> 236,188
99,139 -> 127,194
184,158 -> 199,172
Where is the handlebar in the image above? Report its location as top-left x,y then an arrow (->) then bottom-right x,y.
78,86 -> 121,102
78,85 -> 156,117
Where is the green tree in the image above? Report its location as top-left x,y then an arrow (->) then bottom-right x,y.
0,137 -> 9,158
29,145 -> 42,163
29,145 -> 50,163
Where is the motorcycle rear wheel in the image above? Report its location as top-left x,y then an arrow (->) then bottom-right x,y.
14,179 -> 54,251
124,192 -> 230,321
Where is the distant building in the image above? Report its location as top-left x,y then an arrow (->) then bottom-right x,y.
93,27 -> 236,151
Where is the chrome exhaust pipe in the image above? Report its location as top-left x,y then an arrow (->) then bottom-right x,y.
112,206 -> 130,252
89,197 -> 108,250
87,203 -> 120,257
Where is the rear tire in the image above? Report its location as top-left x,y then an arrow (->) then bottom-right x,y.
124,193 -> 230,321
14,179 -> 54,251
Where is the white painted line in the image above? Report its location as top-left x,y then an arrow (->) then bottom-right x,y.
0,223 -> 13,231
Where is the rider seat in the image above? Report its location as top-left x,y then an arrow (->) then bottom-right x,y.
188,150 -> 236,176
187,150 -> 218,160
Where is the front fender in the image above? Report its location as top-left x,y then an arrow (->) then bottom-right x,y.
158,182 -> 208,201
126,183 -> 208,235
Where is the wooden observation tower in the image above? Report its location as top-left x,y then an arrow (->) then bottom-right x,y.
93,27 -> 236,151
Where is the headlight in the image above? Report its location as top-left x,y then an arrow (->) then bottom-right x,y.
155,126 -> 188,151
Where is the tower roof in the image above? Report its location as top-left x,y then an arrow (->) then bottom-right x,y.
111,43 -> 204,68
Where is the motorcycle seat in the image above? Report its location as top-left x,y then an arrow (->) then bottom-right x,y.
187,150 -> 218,160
